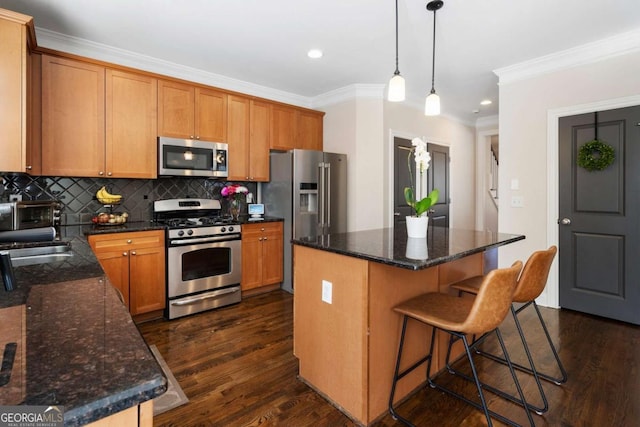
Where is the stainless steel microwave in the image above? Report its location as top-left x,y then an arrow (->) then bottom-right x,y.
158,137 -> 228,178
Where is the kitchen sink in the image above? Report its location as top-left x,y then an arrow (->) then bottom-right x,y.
8,245 -> 73,267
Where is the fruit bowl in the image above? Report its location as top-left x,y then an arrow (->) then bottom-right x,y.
92,212 -> 129,225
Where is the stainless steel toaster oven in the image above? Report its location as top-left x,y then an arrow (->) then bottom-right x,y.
0,201 -> 61,231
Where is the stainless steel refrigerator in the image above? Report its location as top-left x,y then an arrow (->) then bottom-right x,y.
263,149 -> 347,292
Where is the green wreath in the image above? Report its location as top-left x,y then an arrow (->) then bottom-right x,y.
577,139 -> 615,172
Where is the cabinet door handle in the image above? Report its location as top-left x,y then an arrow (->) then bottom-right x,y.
123,252 -> 128,256
107,172 -> 112,176
131,251 -> 136,255
263,237 -> 268,241
258,237 -> 263,241
99,171 -> 104,175
127,240 -> 132,244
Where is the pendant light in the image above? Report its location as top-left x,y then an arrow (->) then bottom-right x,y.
388,0 -> 405,102
424,0 -> 443,116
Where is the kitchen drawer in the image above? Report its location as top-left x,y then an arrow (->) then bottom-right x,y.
88,230 -> 164,251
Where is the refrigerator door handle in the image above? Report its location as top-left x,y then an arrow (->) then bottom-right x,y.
326,163 -> 331,230
318,162 -> 325,229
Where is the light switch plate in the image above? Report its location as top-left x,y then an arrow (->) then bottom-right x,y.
511,196 -> 524,208
322,280 -> 332,304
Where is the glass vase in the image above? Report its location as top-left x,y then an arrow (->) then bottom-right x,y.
229,199 -> 241,221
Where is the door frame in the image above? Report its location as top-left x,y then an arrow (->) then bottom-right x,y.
543,94 -> 640,308
387,129 -> 450,229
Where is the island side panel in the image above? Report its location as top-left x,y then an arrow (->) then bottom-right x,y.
293,245 -> 369,423
368,262 -> 440,424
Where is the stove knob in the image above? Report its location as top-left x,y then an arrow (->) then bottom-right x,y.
178,230 -> 185,237
187,229 -> 194,235
228,226 -> 234,232
221,227 -> 226,233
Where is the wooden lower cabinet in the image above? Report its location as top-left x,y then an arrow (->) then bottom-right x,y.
241,222 -> 283,292
88,230 -> 165,316
85,400 -> 153,427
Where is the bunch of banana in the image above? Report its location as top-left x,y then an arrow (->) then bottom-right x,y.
96,186 -> 123,204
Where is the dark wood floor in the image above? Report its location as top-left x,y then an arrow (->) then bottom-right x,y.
138,290 -> 640,427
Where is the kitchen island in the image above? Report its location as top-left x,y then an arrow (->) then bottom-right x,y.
292,226 -> 524,426
0,224 -> 167,426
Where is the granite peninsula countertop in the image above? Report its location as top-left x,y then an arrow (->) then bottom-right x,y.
292,226 -> 525,270
0,224 -> 167,426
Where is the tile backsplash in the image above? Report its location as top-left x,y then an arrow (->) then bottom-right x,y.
0,174 -> 256,225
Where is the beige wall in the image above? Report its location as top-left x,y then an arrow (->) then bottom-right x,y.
384,102 -> 477,230
323,97 -> 385,232
498,50 -> 640,306
323,98 -> 476,232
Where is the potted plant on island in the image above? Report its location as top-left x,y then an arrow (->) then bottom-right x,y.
404,137 -> 439,238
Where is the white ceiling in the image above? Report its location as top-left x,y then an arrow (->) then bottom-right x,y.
2,0 -> 639,123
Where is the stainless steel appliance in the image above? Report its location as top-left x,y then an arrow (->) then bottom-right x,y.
158,136 -> 228,177
263,149 -> 347,292
153,198 -> 241,319
0,200 -> 61,232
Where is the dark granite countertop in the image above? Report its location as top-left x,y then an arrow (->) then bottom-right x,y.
0,225 -> 166,426
292,226 -> 525,270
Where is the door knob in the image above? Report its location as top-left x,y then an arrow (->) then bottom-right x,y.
559,218 -> 571,225
394,212 -> 400,216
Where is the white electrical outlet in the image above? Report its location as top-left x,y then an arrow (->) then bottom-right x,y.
511,196 -> 524,208
9,194 -> 22,202
322,280 -> 332,304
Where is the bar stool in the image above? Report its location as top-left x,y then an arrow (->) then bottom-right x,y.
388,261 -> 534,427
451,246 -> 566,385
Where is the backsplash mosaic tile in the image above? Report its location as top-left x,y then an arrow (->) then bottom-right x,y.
0,174 -> 257,225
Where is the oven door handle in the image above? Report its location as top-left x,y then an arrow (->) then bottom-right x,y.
170,288 -> 240,306
170,234 -> 241,245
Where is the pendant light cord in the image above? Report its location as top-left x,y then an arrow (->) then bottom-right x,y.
430,7 -> 437,92
394,0 -> 400,75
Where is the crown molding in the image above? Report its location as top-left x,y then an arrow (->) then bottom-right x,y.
35,27 -> 313,108
311,84 -> 385,108
475,115 -> 499,129
494,28 -> 640,85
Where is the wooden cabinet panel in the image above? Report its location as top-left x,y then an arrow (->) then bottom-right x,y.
227,96 -> 271,182
94,249 -> 130,308
297,110 -> 323,151
129,245 -> 165,315
241,222 -> 283,292
26,52 -> 42,175
196,87 -> 227,141
227,95 -> 250,181
89,231 -> 165,317
0,10 -> 35,173
157,80 -> 194,139
106,69 -> 157,178
261,224 -> 283,285
158,80 -> 227,141
249,100 -> 271,181
42,55 -> 105,177
270,104 -> 297,150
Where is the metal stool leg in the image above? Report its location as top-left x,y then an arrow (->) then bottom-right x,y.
389,316 -> 436,426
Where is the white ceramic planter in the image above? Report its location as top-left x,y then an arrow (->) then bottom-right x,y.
405,216 -> 429,238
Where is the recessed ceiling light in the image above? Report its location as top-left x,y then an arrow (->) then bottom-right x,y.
307,49 -> 323,59
480,99 -> 492,106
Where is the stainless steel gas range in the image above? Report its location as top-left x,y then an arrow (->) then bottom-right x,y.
153,198 -> 241,319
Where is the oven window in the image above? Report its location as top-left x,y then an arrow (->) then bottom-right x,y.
182,247 -> 230,281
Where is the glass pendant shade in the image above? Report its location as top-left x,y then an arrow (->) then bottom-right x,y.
388,73 -> 406,102
424,90 -> 440,116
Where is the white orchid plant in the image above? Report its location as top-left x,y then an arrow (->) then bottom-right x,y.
404,137 -> 439,217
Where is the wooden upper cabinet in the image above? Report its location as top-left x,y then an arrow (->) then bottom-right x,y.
297,110 -> 324,151
42,55 -> 157,178
270,104 -> 297,151
227,95 -> 271,182
106,69 -> 157,178
158,79 -> 227,141
227,95 -> 250,181
270,104 -> 324,151
0,9 -> 36,173
249,99 -> 271,181
41,55 -> 106,177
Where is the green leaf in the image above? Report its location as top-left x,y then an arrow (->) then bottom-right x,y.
404,187 -> 415,208
428,189 -> 439,207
